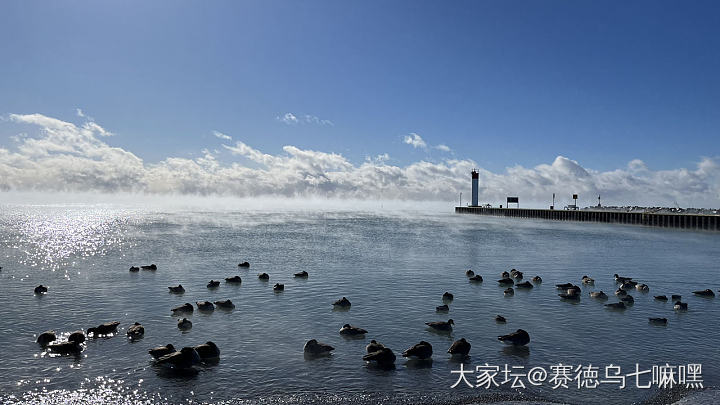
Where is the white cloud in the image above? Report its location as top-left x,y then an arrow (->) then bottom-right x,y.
304,114 -> 334,126
277,112 -> 299,125
1,113 -> 719,207
435,144 -> 451,152
213,130 -> 232,141
403,133 -> 427,149
277,112 -> 333,126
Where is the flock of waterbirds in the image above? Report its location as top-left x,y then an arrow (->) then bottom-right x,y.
14,261 -> 720,374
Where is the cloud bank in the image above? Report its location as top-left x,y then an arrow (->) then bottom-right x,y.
0,113 -> 718,207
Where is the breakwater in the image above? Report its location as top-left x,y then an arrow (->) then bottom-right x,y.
455,206 -> 720,231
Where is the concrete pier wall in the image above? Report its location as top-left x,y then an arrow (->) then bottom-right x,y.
454,207 -> 720,231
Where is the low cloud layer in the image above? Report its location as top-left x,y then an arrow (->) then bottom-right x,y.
0,113 -> 718,207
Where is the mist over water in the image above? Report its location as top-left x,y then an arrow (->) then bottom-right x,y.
0,197 -> 718,404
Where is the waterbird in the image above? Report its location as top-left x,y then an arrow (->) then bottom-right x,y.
589,291 -> 608,299
498,278 -> 514,286
448,338 -> 471,356
469,275 -> 483,282
504,288 -> 514,296
649,318 -> 668,325
693,289 -> 715,297
615,288 -> 628,297
614,274 -> 632,283
141,264 -> 157,270
37,330 -> 56,346
515,281 -> 533,289
197,301 -> 215,311
582,275 -> 595,285
48,341 -> 82,355
498,329 -> 530,346
559,293 -> 580,300
214,299 -> 234,309
620,295 -> 635,304
674,301 -> 688,310
636,284 -> 649,292
605,302 -> 626,309
512,271 -> 524,280
495,315 -> 507,323
402,341 -> 433,359
34,285 -> 48,294
193,341 -> 220,360
207,280 -> 220,288
273,283 -> 284,291
304,339 -> 334,355
654,295 -> 668,301
155,347 -> 200,369
68,331 -> 85,344
258,273 -> 269,280
225,276 -> 242,284
442,292 -> 454,301
436,304 -> 449,312
333,297 -> 351,308
171,303 -> 194,314
363,347 -> 396,365
339,324 -> 367,335
238,262 -> 250,268
366,340 -> 385,353
531,276 -> 542,283
466,270 -> 475,277
168,285 -> 185,293
129,266 -> 139,272
87,321 -> 120,337
178,318 -> 192,331
294,270 -> 309,278
501,271 -> 510,279
149,344 -> 176,359
671,294 -> 682,301
555,283 -> 573,289
127,322 -> 145,340
425,319 -> 454,331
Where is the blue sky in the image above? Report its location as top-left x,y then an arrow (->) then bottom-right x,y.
0,1 -> 719,205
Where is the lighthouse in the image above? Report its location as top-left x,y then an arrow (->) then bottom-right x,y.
471,169 -> 479,206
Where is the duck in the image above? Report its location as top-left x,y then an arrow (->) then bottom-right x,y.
558,292 -> 580,300
515,281 -> 533,289
366,340 -> 385,353
304,339 -> 334,355
436,304 -> 449,312
177,318 -> 192,331
615,288 -> 628,297
531,276 -> 542,283
589,291 -> 608,299
225,276 -> 242,284
693,289 -> 715,297
512,271 -> 524,280
469,275 -> 483,282
362,347 -> 396,365
196,301 -> 215,311
567,285 -> 582,295
621,281 -> 638,290
129,266 -> 140,272
258,273 -> 270,280
127,322 -> 145,340
466,270 -> 475,277
141,264 -> 157,271
87,321 -> 120,337
168,285 -> 185,293
68,331 -> 85,344
671,294 -> 682,301
273,283 -> 284,291
504,287 -> 514,296
498,278 -> 514,286
581,275 -> 595,285
501,271 -> 510,279
37,330 -> 57,346
649,318 -> 668,325
636,283 -> 649,292
48,341 -> 83,355
333,297 -> 351,308
674,301 -> 688,310
155,347 -> 200,369
495,315 -> 507,323
193,341 -> 220,360
34,285 -> 48,294
614,274 -> 632,283
448,338 -> 471,356
555,283 -> 573,289
402,341 -> 433,360
214,299 -> 235,309
339,324 -> 367,335
498,329 -> 530,346
654,295 -> 668,301
605,302 -> 626,309
207,280 -> 220,288
294,270 -> 309,278
149,344 -> 176,359
620,295 -> 635,304
442,292 -> 454,301
238,261 -> 250,268
425,319 -> 454,331
172,303 -> 194,314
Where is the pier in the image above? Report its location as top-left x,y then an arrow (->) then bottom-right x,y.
455,206 -> 720,231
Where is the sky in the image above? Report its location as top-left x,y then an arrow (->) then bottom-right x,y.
0,1 -> 719,207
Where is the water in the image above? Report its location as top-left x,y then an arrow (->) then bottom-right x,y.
0,201 -> 718,404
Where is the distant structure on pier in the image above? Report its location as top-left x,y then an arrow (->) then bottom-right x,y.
471,169 -> 479,206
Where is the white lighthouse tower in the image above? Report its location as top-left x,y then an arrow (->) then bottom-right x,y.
471,169 -> 479,206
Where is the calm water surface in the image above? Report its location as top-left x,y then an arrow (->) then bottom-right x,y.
0,203 -> 718,404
